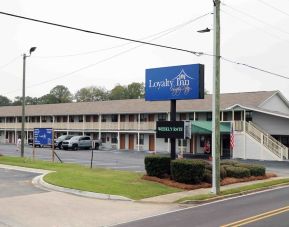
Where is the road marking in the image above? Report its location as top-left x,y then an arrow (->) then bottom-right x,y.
221,205 -> 289,227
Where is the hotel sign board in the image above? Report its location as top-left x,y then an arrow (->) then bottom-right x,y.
34,128 -> 53,145
156,121 -> 185,139
145,64 -> 204,101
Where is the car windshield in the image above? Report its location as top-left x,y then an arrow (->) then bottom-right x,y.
71,136 -> 80,141
58,135 -> 67,140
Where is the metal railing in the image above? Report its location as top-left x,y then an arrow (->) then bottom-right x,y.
234,121 -> 288,160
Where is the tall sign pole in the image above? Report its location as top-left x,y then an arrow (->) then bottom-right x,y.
21,54 -> 26,158
170,100 -> 176,160
212,0 -> 221,195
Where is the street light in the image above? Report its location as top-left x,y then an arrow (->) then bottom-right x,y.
21,47 -> 37,157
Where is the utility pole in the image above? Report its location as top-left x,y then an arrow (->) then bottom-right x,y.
212,0 -> 221,195
21,53 -> 27,158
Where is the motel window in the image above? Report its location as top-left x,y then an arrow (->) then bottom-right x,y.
111,115 -> 118,122
178,139 -> 187,147
136,134 -> 144,145
101,115 -> 107,122
85,115 -> 91,122
140,114 -> 147,122
206,112 -> 212,121
189,113 -> 194,120
42,116 -> 47,123
69,116 -> 74,123
93,115 -> 99,122
101,133 -> 106,143
111,133 -> 118,144
180,113 -> 187,120
246,111 -> 253,122
158,113 -> 167,121
78,116 -> 83,123
195,113 -> 199,121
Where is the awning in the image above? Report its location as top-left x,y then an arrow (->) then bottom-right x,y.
191,121 -> 231,134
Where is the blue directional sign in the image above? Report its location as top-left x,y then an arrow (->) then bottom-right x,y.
145,64 -> 204,101
34,128 -> 53,145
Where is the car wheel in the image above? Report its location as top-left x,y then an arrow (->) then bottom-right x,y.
72,144 -> 78,151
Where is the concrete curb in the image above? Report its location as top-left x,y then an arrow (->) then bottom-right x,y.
32,174 -> 133,201
0,164 -> 132,202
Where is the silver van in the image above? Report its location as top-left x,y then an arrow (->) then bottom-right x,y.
62,136 -> 92,150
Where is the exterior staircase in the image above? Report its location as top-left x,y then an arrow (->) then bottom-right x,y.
234,121 -> 288,161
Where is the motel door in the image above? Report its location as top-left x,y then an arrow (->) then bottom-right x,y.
129,134 -> 134,150
120,134 -> 125,149
149,135 -> 155,151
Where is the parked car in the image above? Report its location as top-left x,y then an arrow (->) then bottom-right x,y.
62,136 -> 92,150
54,135 -> 74,149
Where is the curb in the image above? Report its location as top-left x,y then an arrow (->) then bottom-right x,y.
32,174 -> 133,202
179,182 -> 289,205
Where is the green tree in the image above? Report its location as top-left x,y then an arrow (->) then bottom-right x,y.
75,86 -> 108,102
37,94 -> 58,104
109,84 -> 128,100
49,85 -> 73,103
0,95 -> 11,106
127,82 -> 144,99
12,96 -> 38,106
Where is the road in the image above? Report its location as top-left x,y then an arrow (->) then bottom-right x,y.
116,185 -> 289,227
0,144 -> 146,172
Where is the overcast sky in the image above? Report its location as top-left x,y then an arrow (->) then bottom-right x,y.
1,0 -> 289,100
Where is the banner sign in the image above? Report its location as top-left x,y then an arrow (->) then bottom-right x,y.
34,128 -> 53,145
145,64 -> 204,101
156,121 -> 185,139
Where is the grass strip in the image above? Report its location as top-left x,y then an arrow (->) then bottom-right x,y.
176,178 -> 289,203
0,156 -> 181,200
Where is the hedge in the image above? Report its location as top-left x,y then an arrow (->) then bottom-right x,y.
144,155 -> 171,178
225,166 -> 251,178
171,159 -> 205,184
220,160 -> 239,166
236,164 -> 266,176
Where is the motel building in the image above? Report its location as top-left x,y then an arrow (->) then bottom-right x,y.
0,90 -> 288,161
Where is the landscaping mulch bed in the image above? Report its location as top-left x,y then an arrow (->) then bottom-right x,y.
142,173 -> 277,190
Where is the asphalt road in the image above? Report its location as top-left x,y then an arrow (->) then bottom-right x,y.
115,185 -> 289,227
0,168 -> 45,198
0,144 -> 146,172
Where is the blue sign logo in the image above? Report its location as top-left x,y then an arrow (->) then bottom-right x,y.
34,128 -> 53,145
145,64 -> 204,101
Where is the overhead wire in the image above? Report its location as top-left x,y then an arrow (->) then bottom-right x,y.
256,0 -> 289,17
0,56 -> 21,70
35,12 -> 212,58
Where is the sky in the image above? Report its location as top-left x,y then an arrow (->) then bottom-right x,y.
0,0 -> 289,100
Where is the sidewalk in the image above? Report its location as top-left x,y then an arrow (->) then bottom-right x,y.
139,177 -> 288,203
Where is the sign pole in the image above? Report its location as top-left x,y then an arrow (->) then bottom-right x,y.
170,100 -> 176,160
52,130 -> 55,162
33,130 -> 35,160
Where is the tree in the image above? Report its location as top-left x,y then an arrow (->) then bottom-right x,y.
0,95 -> 11,106
49,85 -> 73,103
127,82 -> 144,99
37,94 -> 58,104
75,86 -> 108,102
12,96 -> 38,106
109,84 -> 128,100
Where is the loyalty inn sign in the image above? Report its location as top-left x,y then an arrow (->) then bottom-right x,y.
156,121 -> 185,139
145,64 -> 204,101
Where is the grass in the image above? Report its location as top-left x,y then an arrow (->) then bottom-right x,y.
176,178 -> 289,203
0,156 -> 181,200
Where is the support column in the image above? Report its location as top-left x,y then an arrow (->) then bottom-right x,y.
98,115 -> 101,140
170,100 -> 176,160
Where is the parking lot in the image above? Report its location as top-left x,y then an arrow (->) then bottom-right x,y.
0,144 -> 147,172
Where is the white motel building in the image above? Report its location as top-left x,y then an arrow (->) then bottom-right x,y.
0,90 -> 288,161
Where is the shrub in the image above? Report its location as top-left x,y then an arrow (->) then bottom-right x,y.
225,166 -> 251,178
236,164 -> 266,176
220,160 -> 239,166
171,159 -> 205,184
144,155 -> 171,178
203,169 -> 212,183
220,166 -> 227,179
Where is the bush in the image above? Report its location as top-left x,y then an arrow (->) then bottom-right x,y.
203,169 -> 212,183
220,160 -> 239,166
236,164 -> 266,176
144,155 -> 171,178
220,166 -> 227,179
225,166 -> 251,178
171,159 -> 205,184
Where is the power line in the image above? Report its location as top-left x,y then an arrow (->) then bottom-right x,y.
0,11 -> 208,57
0,56 -> 21,70
35,12 -> 211,58
222,2 -> 289,37
257,0 -> 289,17
221,57 -> 289,80
221,9 -> 287,42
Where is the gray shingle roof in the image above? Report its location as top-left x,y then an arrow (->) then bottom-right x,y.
0,91 -> 277,116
